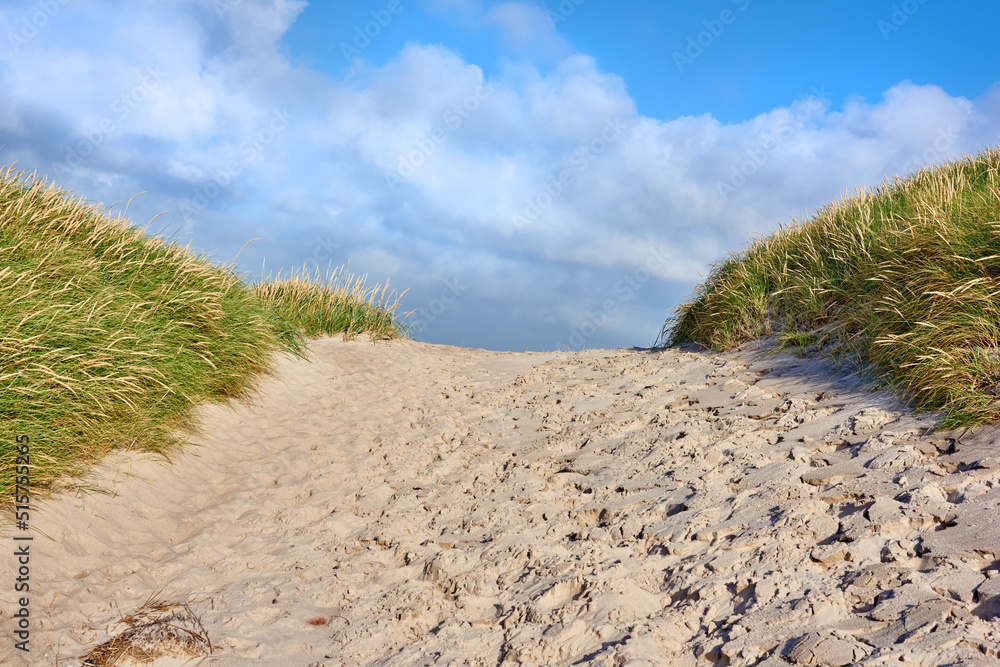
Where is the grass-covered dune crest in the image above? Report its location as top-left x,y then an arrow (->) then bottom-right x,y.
659,145 -> 1000,429
0,165 -> 404,497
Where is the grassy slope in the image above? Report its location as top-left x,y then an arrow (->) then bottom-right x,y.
660,146 -> 1000,429
1,166 -> 404,498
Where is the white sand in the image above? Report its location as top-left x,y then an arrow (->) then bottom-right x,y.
3,336 -> 1000,666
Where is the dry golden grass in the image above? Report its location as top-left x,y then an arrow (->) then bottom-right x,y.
80,593 -> 212,666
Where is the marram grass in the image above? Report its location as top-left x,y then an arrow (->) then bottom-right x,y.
0,166 -> 403,499
659,145 -> 1000,429
251,263 -> 404,355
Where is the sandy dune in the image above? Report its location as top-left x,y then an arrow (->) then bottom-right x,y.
4,337 -> 1000,666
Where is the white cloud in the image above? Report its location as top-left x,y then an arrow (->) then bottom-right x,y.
1,1 -> 999,350
486,1 -> 571,60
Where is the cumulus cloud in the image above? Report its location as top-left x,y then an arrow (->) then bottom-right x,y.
1,1 -> 999,350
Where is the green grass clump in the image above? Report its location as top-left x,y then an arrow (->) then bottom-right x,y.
0,165 -> 404,498
251,263 -> 404,355
659,146 -> 1000,429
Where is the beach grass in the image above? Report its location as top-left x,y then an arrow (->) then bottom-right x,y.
0,165 -> 404,499
658,145 -> 1000,429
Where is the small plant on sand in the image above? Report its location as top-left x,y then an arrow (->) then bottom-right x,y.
80,593 -> 212,666
659,146 -> 1000,429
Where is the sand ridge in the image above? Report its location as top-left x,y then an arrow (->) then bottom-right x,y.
3,336 -> 1000,665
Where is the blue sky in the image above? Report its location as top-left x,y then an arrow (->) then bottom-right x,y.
286,1 -> 998,123
2,0 -> 1000,351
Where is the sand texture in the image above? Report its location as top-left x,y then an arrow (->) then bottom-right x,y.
4,337 -> 1000,666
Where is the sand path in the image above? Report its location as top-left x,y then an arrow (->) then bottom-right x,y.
3,337 -> 1000,666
